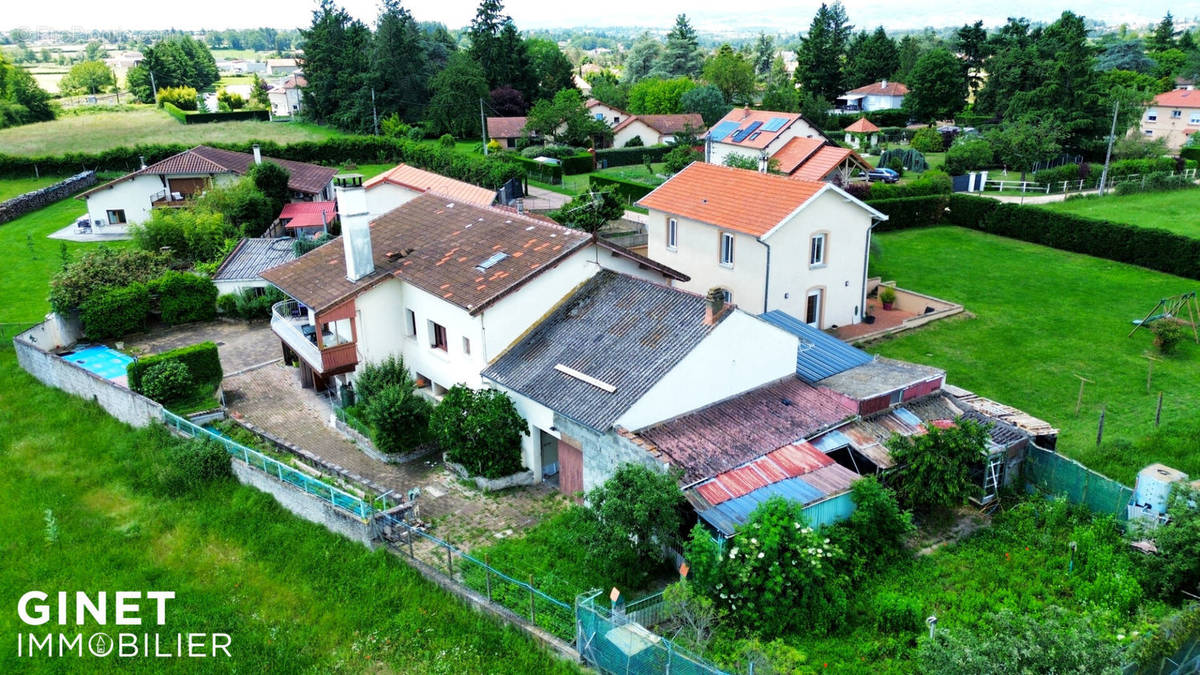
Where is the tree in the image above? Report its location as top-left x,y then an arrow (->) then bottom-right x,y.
587,70 -> 628,110
549,187 -> 624,233
846,27 -> 899,88
298,0 -> 372,131
1151,49 -> 1187,80
910,127 -> 944,153
1150,12 -> 1176,53
624,35 -> 662,84
246,161 -> 291,217
131,207 -> 233,264
429,385 -> 528,479
894,34 -> 924,83
587,463 -> 685,570
702,44 -> 756,105
250,74 -> 270,108
489,86 -> 526,116
468,0 -> 533,97
973,18 -> 1039,119
0,56 -> 55,126
664,144 -> 700,173
196,178 -> 276,237
627,77 -> 695,114
919,607 -> 1121,675
761,56 -> 799,112
986,119 -> 1064,178
526,38 -> 574,102
370,0 -> 429,125
943,138 -> 994,174
885,417 -> 989,514
49,248 -> 167,314
753,33 -> 775,78
839,477 -> 914,574
1097,40 -> 1157,73
903,48 -> 966,122
954,21 -> 989,96
525,88 -> 607,147
83,40 -> 106,62
654,14 -> 703,79
681,84 -> 729,126
357,357 -> 433,454
217,89 -> 247,111
424,52 -> 488,137
794,2 -> 853,101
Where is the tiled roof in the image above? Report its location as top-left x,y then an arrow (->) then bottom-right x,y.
1153,89 -> 1200,107
613,113 -> 704,136
707,108 -> 801,149
844,117 -> 880,133
771,137 -> 825,174
483,271 -> 723,431
260,193 -> 590,315
818,357 -> 944,401
847,81 -> 909,96
213,238 -> 297,281
487,116 -> 528,139
282,75 -> 307,89
638,162 -> 824,237
759,311 -> 873,382
593,238 -> 689,282
790,146 -> 871,182
278,201 -> 336,229
363,164 -> 496,207
636,377 -> 858,482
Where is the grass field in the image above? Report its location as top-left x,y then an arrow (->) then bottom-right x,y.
0,108 -> 344,157
869,227 -> 1200,484
0,175 -> 69,201
1038,189 -> 1200,239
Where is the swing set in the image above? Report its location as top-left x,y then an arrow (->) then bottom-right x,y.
1128,291 -> 1200,342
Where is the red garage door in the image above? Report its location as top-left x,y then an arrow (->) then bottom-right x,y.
557,439 -> 583,496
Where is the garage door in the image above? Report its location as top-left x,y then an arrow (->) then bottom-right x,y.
557,439 -> 583,496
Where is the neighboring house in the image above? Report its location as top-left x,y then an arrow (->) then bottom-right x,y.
611,113 -> 705,148
212,238 -> 297,295
638,162 -> 886,328
260,177 -> 686,394
268,75 -> 305,118
483,272 -> 803,493
1174,77 -> 1195,91
275,201 -> 336,239
575,74 -> 592,96
266,58 -> 299,75
486,116 -> 530,149
771,136 -> 872,182
1140,89 -> 1200,151
843,117 -> 880,149
363,163 -> 496,218
704,108 -> 832,168
76,145 -> 337,227
836,80 -> 908,112
217,59 -> 249,74
585,98 -> 628,127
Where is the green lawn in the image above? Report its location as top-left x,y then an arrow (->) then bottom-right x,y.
869,227 -> 1200,484
0,347 -> 576,674
0,108 -> 344,157
0,175 -> 68,201
1038,189 -> 1200,240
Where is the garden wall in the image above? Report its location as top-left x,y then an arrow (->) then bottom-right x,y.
0,171 -> 96,225
14,317 -> 163,428
229,459 -> 378,547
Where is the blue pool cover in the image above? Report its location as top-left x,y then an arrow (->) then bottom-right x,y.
62,345 -> 135,380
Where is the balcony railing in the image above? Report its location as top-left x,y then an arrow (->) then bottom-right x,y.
271,300 -> 323,371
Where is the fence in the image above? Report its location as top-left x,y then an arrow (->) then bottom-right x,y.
576,589 -> 730,675
981,169 -> 1198,195
1022,445 -> 1133,519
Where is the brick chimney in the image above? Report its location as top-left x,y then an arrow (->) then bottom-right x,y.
704,287 -> 728,325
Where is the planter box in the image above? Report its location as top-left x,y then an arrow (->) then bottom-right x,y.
443,454 -> 536,492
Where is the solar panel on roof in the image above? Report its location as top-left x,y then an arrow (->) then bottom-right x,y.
708,121 -> 739,142
730,121 -> 763,143
762,116 -> 789,132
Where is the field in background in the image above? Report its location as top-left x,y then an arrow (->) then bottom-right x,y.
1038,189 -> 1200,240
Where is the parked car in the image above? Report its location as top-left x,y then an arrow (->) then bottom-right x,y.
865,168 -> 900,183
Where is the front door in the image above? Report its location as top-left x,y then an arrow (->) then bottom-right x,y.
806,289 -> 823,327
557,439 -> 583,496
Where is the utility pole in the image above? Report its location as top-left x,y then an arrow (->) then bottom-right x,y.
480,98 -> 488,156
371,87 -> 379,136
149,69 -> 158,106
1098,100 -> 1119,196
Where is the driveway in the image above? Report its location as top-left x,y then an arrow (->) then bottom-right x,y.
124,319 -> 279,374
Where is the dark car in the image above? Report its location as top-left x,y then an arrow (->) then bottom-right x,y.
866,168 -> 900,183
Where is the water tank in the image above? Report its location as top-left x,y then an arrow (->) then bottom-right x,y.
1130,463 -> 1189,522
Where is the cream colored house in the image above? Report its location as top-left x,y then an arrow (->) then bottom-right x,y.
1141,89 -> 1200,151
612,113 -> 705,148
639,162 -> 887,329
704,108 -> 830,168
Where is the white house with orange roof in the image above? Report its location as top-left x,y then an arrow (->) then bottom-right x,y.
638,162 -> 886,329
837,80 -> 908,112
363,163 -> 496,218
612,113 -> 705,147
704,108 -> 831,168
1140,89 -> 1200,151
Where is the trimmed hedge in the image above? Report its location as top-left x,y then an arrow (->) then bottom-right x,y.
827,109 -> 910,129
162,102 -> 188,123
511,155 -> 563,184
868,172 -> 950,199
79,283 -> 152,341
596,144 -> 672,168
562,153 -> 595,175
866,195 -> 950,232
155,271 -> 217,325
589,174 -> 657,204
127,341 -> 223,392
182,109 -> 270,124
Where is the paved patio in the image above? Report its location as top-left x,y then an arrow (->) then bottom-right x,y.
47,221 -> 133,242
836,298 -> 916,341
123,320 -> 279,374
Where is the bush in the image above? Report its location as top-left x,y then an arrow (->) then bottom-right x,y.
586,464 -> 685,574
195,179 -> 276,238
869,170 -> 950,199
1153,320 -> 1186,355
438,133 -> 455,148
157,86 -> 198,111
50,248 -> 166,314
140,360 -> 193,403
596,144 -> 672,168
943,138 -> 994,174
1113,171 -> 1195,195
430,386 -> 528,479
884,156 -> 905,176
664,144 -> 701,174
885,417 -> 990,514
406,126 -> 425,142
910,128 -> 944,153
161,102 -> 188,123
157,438 -> 231,496
623,135 -> 644,148
218,286 -> 286,320
155,271 -> 217,325
79,282 -> 151,340
865,195 -> 949,232
127,341 -> 222,392
836,476 -> 914,579
1032,163 -> 1082,185
354,356 -> 414,405
131,207 -> 233,264
362,383 -> 433,454
246,161 -> 291,215
872,592 -> 923,634
589,175 -> 656,205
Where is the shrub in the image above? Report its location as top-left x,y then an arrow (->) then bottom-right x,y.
438,133 -> 455,148
723,153 -> 759,170
586,464 -> 685,572
1113,171 -> 1195,195
246,161 -> 291,215
664,144 -> 701,173
430,386 -> 528,479
910,128 -> 944,153
943,138 -> 994,175
1032,163 -> 1082,185
865,195 -> 950,232
127,341 -> 222,392
869,170 -> 950,199
79,282 -> 151,340
1153,320 -> 1187,355
50,248 -> 166,314
872,592 -> 923,634
217,89 -> 246,110
406,126 -> 424,142
595,144 -> 672,168
156,271 -> 217,325
587,176 -> 655,207
361,383 -> 433,454
486,139 -> 502,153
885,417 -> 990,514
140,360 -> 193,403
884,156 -> 905,176
196,179 -> 276,237
131,207 -> 233,264
354,356 -> 415,406
879,286 -> 896,304
623,135 -> 644,148
157,438 -> 231,496
836,476 -> 914,579
157,86 -> 198,111
219,286 -> 286,320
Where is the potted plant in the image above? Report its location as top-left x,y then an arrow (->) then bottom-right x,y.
880,286 -> 897,311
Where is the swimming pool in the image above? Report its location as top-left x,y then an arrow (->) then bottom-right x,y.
62,345 -> 135,382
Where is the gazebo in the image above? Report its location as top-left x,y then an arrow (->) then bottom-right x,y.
844,117 -> 881,150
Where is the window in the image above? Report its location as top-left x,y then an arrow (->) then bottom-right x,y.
720,289 -> 732,304
1172,110 -> 1182,119
719,232 -> 734,267
810,233 -> 827,267
613,116 -> 620,125
405,309 -> 416,337
666,218 -> 678,249
1190,113 -> 1200,125
429,321 -> 447,351
106,209 -> 126,225
462,336 -> 471,355
1147,108 -> 1158,121
1145,130 -> 1154,136
805,289 -> 823,327
321,318 -> 353,347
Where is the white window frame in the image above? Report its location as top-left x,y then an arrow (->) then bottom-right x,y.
106,209 -> 127,225
810,233 -> 827,267
1146,108 -> 1158,122
666,218 -> 678,250
405,309 -> 416,337
1190,113 -> 1200,126
805,288 -> 823,327
1172,109 -> 1182,119
1144,130 -> 1154,136
719,232 -> 734,267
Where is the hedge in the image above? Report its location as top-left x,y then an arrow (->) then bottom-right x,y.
180,109 -> 270,124
511,155 -> 563,184
562,152 -> 595,175
867,172 -> 949,199
155,271 -> 217,325
1181,147 -> 1200,163
127,341 -> 223,392
827,109 -> 910,129
79,283 -> 151,341
595,144 -> 672,168
162,102 -> 188,123
1032,163 -> 1087,185
865,195 -> 950,232
589,174 -> 657,204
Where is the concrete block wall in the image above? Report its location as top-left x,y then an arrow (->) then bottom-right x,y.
554,413 -> 669,493
230,460 -> 377,547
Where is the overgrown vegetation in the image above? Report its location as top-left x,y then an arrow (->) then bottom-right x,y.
885,418 -> 989,515
353,356 -> 432,455
430,385 -> 527,479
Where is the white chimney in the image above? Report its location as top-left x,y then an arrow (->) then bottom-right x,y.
139,155 -> 146,170
252,144 -> 262,165
334,174 -> 373,282
882,79 -> 888,89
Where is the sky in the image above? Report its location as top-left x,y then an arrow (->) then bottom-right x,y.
3,0 -> 1197,34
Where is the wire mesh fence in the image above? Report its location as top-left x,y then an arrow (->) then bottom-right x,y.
1023,445 -> 1133,519
576,589 -> 730,675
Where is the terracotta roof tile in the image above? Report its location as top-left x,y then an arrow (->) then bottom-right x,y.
1153,89 -> 1200,107
789,146 -> 871,182
771,136 -> 825,174
363,164 -> 496,207
486,116 -> 528,139
844,117 -> 880,133
278,201 -> 336,229
612,113 -> 704,135
638,162 -> 824,237
847,81 -> 909,96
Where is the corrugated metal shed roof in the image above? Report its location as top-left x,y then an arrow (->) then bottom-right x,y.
695,466 -> 860,537
818,356 -> 945,400
214,238 -> 296,281
759,310 -> 873,382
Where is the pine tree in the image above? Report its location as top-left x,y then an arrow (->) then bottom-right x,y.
1150,12 -> 1176,52
623,34 -> 662,84
794,2 -> 853,101
370,0 -> 429,124
654,14 -> 704,79
298,0 -> 372,131
846,27 -> 898,87
753,33 -> 775,78
761,55 -> 799,112
526,38 -> 575,103
425,52 -> 488,137
954,21 -> 989,96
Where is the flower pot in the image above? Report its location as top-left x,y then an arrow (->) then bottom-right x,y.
882,302 -> 894,311
863,315 -> 876,324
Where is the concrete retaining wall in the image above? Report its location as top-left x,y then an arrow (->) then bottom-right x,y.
230,459 -> 377,547
444,455 -> 536,491
14,318 -> 163,428
0,171 -> 97,225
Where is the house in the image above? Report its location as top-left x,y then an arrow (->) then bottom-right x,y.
212,238 -> 297,295
611,113 -> 705,148
704,108 -> 831,168
836,80 -> 908,112
585,98 -> 628,127
266,58 -> 299,75
771,137 -> 872,182
76,145 -> 337,227
638,162 -> 887,328
486,117 -> 530,149
843,117 -> 880,149
275,201 -> 337,239
363,163 -> 496,217
482,273 -> 803,493
260,176 -> 686,394
268,76 -> 305,118
1140,89 -> 1200,151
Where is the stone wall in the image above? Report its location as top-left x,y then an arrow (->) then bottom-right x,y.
230,459 -> 378,547
14,318 -> 163,428
553,413 -> 668,493
0,171 -> 96,225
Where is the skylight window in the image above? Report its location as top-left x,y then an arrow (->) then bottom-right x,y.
475,252 -> 509,272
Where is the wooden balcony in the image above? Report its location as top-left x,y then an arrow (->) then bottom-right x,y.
270,300 -> 358,375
